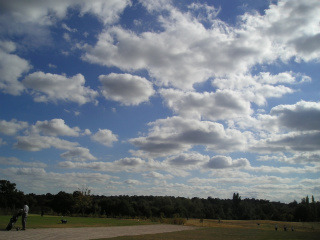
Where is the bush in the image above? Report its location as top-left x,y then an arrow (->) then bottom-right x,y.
160,217 -> 187,225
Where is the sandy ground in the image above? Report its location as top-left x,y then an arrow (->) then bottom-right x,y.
0,224 -> 196,240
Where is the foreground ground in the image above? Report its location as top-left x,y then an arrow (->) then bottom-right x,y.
0,215 -> 319,240
0,225 -> 195,240
103,227 -> 320,240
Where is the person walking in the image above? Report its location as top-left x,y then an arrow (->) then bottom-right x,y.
22,202 -> 29,230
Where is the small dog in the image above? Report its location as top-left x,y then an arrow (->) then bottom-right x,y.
61,219 -> 67,224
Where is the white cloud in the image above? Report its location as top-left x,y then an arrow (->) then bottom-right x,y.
0,138 -> 6,146
30,118 -> 81,137
249,165 -> 318,174
115,157 -> 145,166
23,72 -> 98,105
62,23 -> 77,33
0,0 -> 131,45
0,167 -> 114,194
91,129 -> 118,147
48,63 -> 57,68
187,2 -> 221,23
99,73 -> 155,106
262,0 -> 320,61
63,32 -> 71,42
0,41 -> 31,95
60,147 -> 97,161
83,129 -> 92,135
0,40 -> 16,52
0,156 -> 47,168
160,88 -> 252,120
232,101 -> 320,155
130,116 -> 250,158
83,0 -> 320,91
142,171 -> 173,180
139,0 -> 172,13
205,155 -> 250,169
165,152 -> 210,167
59,157 -> 147,173
270,101 -> 320,131
14,134 -> 79,151
125,179 -> 143,185
0,119 -> 28,136
212,72 -> 305,106
252,131 -> 320,154
78,0 -> 131,25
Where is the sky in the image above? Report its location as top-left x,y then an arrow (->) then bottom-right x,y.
0,0 -> 319,203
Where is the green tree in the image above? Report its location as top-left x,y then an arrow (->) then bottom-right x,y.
310,195 -> 317,221
73,187 -> 92,216
232,193 -> 242,219
0,180 -> 24,211
51,191 -> 74,215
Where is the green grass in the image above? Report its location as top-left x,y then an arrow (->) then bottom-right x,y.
97,227 -> 320,240
95,219 -> 320,240
1,215 -> 319,240
0,214 -> 155,229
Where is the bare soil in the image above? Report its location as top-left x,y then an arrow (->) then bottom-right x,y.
0,224 -> 195,240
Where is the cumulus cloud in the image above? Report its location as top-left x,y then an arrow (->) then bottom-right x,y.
0,0 -> 131,45
130,116 -> 249,158
0,119 -> 28,136
3,118 -> 93,157
0,167 -> 115,194
0,138 -> 6,146
0,156 -> 47,168
233,101 -> 320,155
23,72 -> 98,105
205,155 -> 250,169
249,165 -> 318,174
262,0 -> 320,61
270,101 -> 320,131
115,157 -> 145,166
165,152 -> 210,167
59,157 -> 147,173
282,152 -> 320,165
83,0 -> 320,91
60,147 -> 97,161
142,171 -> 173,180
91,129 -> 118,147
160,88 -> 252,120
30,118 -> 81,137
125,179 -> 143,185
14,135 -> 79,151
212,72 -> 307,106
62,23 -> 77,33
252,131 -> 320,153
99,73 -> 155,106
187,2 -> 221,23
0,41 -> 31,95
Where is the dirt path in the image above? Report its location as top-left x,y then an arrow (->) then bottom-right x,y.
0,224 -> 196,240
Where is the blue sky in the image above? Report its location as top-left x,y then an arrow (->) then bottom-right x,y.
0,0 -> 319,203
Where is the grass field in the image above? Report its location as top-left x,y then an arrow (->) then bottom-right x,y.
98,219 -> 320,240
99,227 -> 320,240
0,214 -> 154,229
1,215 -> 319,240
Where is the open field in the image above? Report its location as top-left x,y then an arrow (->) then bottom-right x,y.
100,219 -> 320,240
100,227 -> 320,240
0,214 -> 154,229
186,219 -> 320,232
1,215 -> 319,240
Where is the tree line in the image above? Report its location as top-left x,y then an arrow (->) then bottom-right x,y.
1,180 -> 319,222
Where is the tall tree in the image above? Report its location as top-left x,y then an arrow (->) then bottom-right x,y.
73,187 -> 92,216
0,180 -> 24,210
